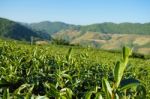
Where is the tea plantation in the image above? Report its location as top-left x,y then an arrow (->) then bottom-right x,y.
0,40 -> 150,99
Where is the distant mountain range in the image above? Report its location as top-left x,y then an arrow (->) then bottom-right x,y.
27,21 -> 150,35
0,17 -> 150,54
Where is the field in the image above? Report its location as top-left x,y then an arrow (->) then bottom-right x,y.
0,39 -> 150,98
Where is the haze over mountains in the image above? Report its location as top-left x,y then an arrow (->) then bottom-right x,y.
0,17 -> 150,54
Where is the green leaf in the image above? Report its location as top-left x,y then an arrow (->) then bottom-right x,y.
114,47 -> 132,88
120,82 -> 140,91
66,48 -> 72,61
2,88 -> 9,99
60,95 -> 67,99
61,74 -> 72,81
35,95 -> 49,99
123,46 -> 132,61
13,84 -> 29,95
114,93 -> 119,99
102,78 -> 112,99
95,92 -> 103,99
120,82 -> 146,98
25,84 -> 34,99
44,82 -> 60,97
85,91 -> 93,99
60,88 -> 73,99
114,61 -> 121,88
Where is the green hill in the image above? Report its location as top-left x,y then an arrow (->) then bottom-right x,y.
0,17 -> 150,54
0,18 -> 50,41
27,21 -> 150,35
80,22 -> 150,35
23,20 -> 150,54
28,21 -> 74,35
53,30 -> 150,54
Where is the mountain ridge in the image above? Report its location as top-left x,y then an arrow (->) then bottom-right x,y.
0,17 -> 50,41
27,21 -> 150,35
0,17 -> 150,54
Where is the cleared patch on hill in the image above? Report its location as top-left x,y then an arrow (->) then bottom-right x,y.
53,30 -> 150,54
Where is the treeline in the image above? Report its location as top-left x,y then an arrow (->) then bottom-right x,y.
0,17 -> 150,42
79,22 -> 150,35
28,21 -> 150,35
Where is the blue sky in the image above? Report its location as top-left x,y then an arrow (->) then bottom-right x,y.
0,0 -> 150,25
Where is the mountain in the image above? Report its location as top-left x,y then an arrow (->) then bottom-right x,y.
23,20 -> 150,54
0,17 -> 150,54
0,18 -> 50,41
53,29 -> 150,54
1,18 -> 150,41
28,22 -> 150,35
27,21 -> 75,35
79,22 -> 150,35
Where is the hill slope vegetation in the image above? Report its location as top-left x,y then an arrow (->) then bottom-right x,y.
0,18 -> 50,41
0,17 -> 150,54
28,21 -> 150,35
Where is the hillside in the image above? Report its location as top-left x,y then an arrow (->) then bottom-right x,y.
27,21 -> 150,35
27,21 -> 74,35
0,18 -> 150,54
22,20 -> 150,54
0,18 -> 50,41
53,30 -> 150,54
80,22 -> 150,35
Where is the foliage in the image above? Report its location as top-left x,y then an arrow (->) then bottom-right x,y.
0,40 -> 150,98
29,21 -> 73,35
101,47 -> 146,99
84,47 -> 146,99
0,18 -> 49,41
28,21 -> 150,35
80,22 -> 150,35
51,37 -> 70,45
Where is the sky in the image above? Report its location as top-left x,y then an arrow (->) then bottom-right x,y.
0,0 -> 150,25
